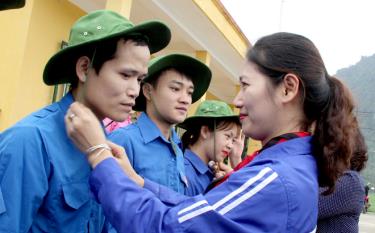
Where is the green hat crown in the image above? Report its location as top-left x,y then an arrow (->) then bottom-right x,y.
43,10 -> 171,85
178,100 -> 239,129
194,100 -> 235,117
67,10 -> 135,47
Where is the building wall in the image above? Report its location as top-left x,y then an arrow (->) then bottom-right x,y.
0,0 -> 84,130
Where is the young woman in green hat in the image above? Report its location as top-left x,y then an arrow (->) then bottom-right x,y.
108,53 -> 212,194
178,100 -> 241,196
0,9 -> 170,233
64,32 -> 360,233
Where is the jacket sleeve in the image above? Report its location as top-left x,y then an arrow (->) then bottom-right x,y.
143,178 -> 190,206
0,127 -> 50,232
90,158 -> 288,233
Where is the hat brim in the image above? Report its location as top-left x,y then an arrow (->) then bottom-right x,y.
177,115 -> 240,130
43,20 -> 171,85
0,0 -> 25,10
133,54 -> 212,111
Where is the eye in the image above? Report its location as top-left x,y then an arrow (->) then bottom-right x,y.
137,76 -> 145,84
121,72 -> 131,79
240,81 -> 250,89
170,86 -> 180,92
187,90 -> 194,96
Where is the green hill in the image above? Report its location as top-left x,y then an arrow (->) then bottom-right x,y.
336,54 -> 375,186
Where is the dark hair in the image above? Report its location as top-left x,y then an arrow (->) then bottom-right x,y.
247,32 -> 359,193
181,119 -> 241,150
350,127 -> 368,172
70,35 -> 149,88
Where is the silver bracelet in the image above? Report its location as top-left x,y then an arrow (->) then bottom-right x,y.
90,148 -> 110,161
86,143 -> 111,154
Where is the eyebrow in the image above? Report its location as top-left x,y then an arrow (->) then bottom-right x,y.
122,68 -> 147,77
170,80 -> 194,90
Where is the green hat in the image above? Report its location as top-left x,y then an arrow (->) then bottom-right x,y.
0,0 -> 25,11
178,100 -> 239,130
133,54 -> 212,111
43,9 -> 171,85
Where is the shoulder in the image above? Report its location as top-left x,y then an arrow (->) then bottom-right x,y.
109,124 -> 141,144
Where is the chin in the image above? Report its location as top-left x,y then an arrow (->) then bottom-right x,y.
109,113 -> 129,122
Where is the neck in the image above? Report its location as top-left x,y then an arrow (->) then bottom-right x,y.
146,112 -> 172,140
72,88 -> 104,121
189,142 -> 210,164
261,123 -> 304,146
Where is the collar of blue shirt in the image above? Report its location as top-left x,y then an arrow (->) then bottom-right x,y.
185,149 -> 211,175
137,112 -> 181,146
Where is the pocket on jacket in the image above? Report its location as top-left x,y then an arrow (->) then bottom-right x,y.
62,181 -> 90,210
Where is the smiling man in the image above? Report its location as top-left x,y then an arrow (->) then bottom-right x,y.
109,54 -> 211,193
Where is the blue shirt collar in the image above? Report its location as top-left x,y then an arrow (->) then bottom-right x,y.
57,92 -> 107,136
137,112 -> 181,145
185,149 -> 211,175
57,92 -> 74,113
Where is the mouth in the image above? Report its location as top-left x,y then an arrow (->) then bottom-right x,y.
222,151 -> 229,157
239,113 -> 248,121
120,102 -> 135,111
176,107 -> 188,113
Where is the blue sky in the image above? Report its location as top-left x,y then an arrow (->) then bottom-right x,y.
221,0 -> 375,74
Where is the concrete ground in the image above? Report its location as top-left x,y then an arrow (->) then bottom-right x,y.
359,212 -> 375,233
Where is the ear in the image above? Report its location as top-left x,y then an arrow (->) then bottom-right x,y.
200,125 -> 211,140
279,73 -> 300,103
76,56 -> 91,83
142,83 -> 153,100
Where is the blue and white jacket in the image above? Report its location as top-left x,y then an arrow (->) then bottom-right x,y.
90,136 -> 318,233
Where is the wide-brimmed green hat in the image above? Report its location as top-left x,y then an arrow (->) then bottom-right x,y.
178,100 -> 239,130
0,0 -> 25,10
43,9 -> 171,85
133,54 -> 212,111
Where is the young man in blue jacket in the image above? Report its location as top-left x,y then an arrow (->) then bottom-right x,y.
0,10 -> 170,232
109,54 -> 212,193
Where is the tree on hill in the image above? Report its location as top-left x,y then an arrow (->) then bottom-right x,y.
336,54 -> 375,186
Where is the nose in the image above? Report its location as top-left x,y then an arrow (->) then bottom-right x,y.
227,139 -> 234,151
179,90 -> 192,105
233,90 -> 243,109
126,77 -> 141,99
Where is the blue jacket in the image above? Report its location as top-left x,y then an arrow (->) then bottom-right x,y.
109,112 -> 187,193
0,93 -> 113,233
90,136 -> 318,233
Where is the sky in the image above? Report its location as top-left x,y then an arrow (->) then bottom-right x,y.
221,0 -> 375,74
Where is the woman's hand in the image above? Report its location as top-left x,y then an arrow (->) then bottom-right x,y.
65,102 -> 107,153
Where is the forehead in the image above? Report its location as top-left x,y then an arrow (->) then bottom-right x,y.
240,61 -> 270,84
157,69 -> 194,87
114,39 -> 151,62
